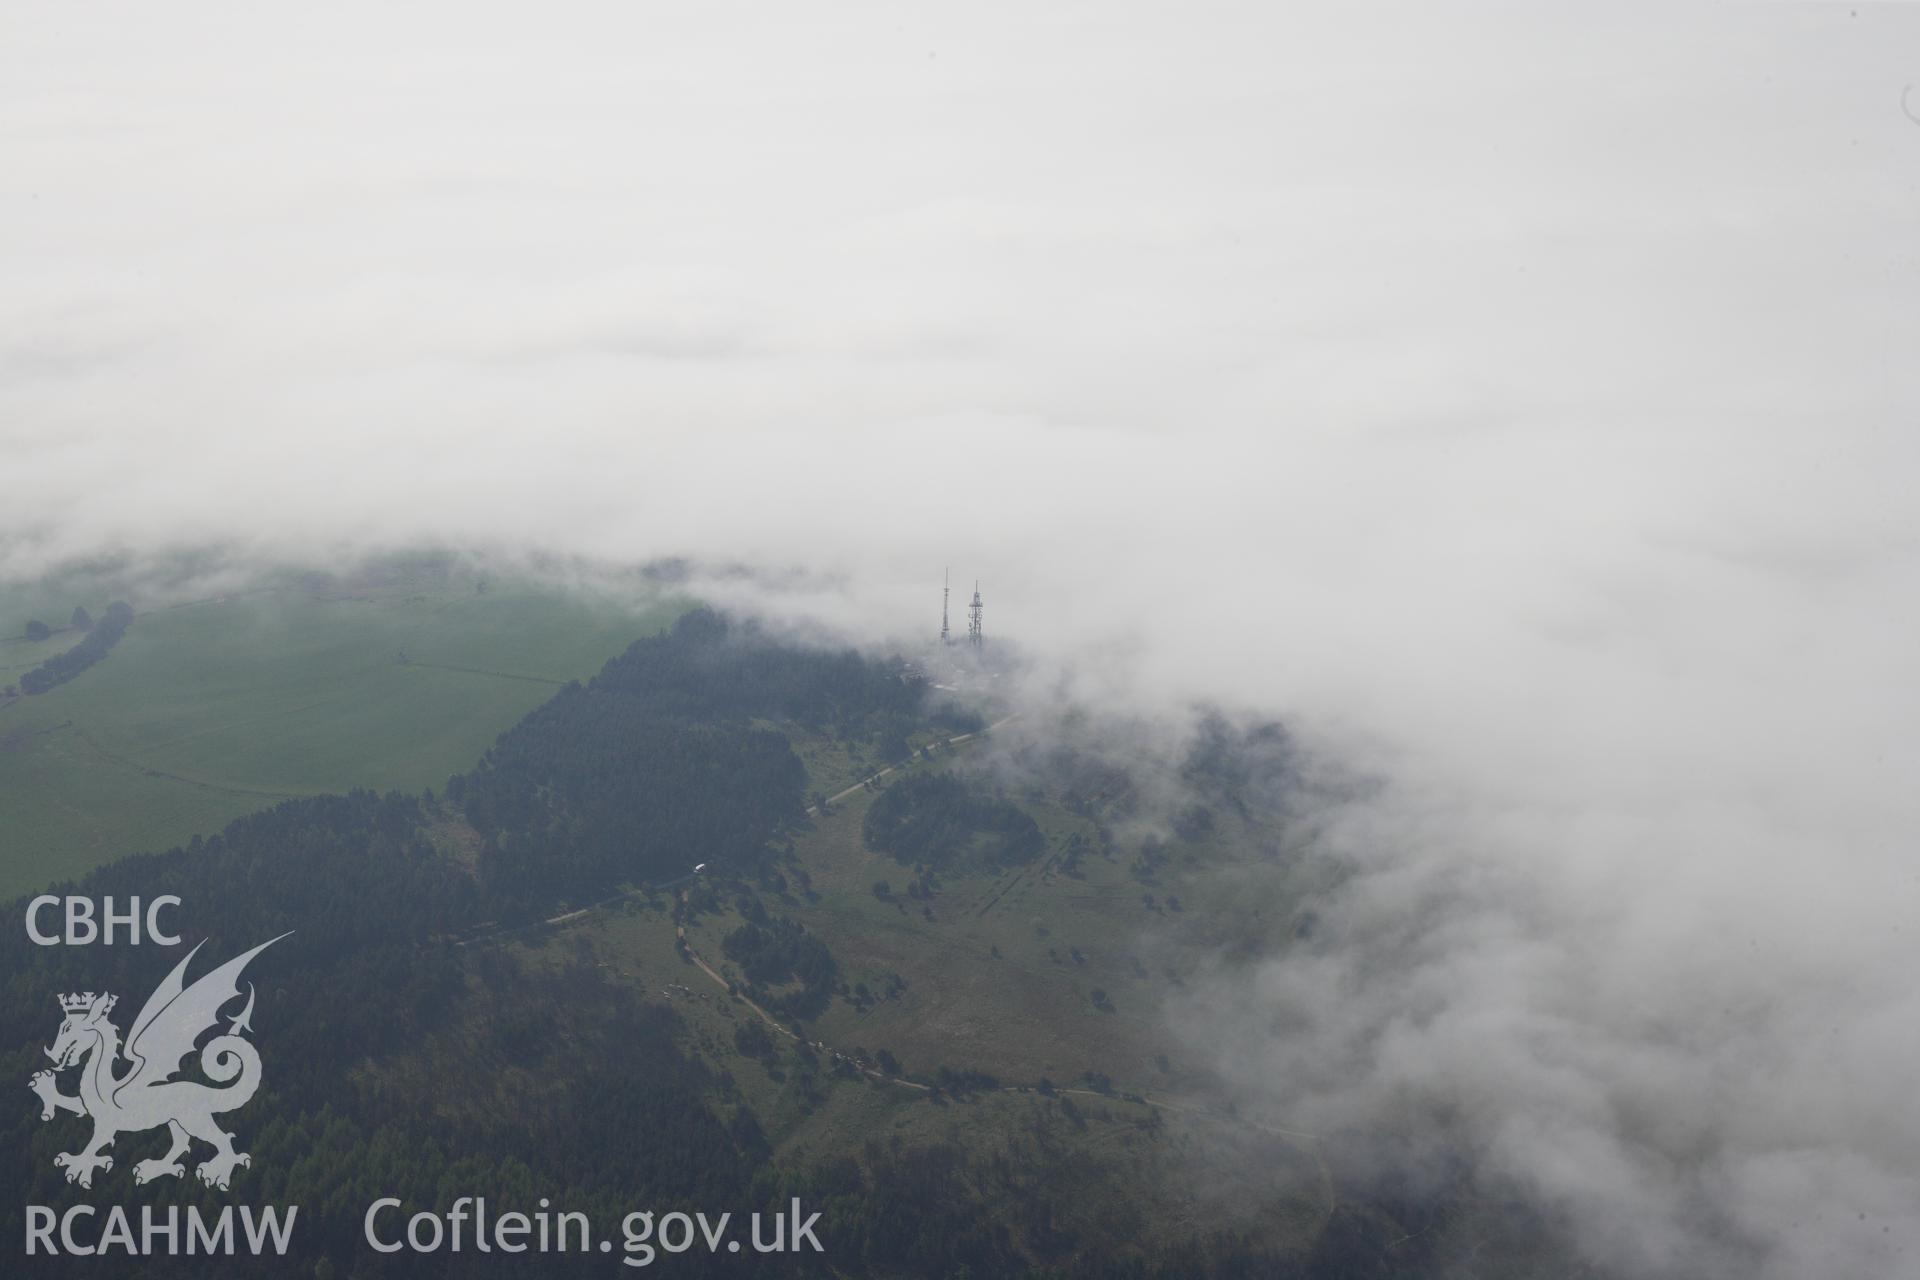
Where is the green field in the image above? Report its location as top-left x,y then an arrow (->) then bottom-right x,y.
0,567 -> 685,898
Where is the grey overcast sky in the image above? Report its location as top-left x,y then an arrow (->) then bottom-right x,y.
4,4 -> 1919,1275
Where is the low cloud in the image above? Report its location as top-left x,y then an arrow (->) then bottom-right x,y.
4,3 -> 1918,1274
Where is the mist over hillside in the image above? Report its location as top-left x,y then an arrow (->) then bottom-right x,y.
5,4 -> 1918,1277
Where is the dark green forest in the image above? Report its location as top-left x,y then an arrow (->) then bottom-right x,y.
721,915 -> 837,1020
861,774 -> 1044,872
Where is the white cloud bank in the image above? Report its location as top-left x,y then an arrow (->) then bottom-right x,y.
4,3 -> 1918,1274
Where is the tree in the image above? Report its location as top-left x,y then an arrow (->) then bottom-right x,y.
71,606 -> 93,631
863,772 -> 1043,871
733,1019 -> 776,1062
17,603 -> 137,694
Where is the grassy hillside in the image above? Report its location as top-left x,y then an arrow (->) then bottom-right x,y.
676,730 -> 1325,1102
433,720 -> 1345,1263
513,899 -> 1332,1267
390,725 -> 1342,1271
0,569 -> 684,897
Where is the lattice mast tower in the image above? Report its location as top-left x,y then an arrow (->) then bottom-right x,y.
967,581 -> 983,649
